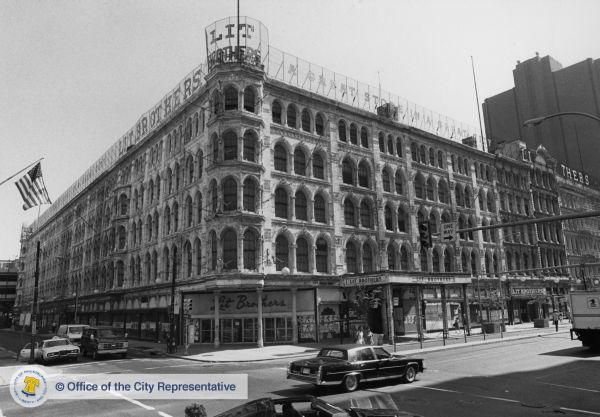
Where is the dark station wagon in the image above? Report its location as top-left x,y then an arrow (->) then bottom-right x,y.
287,345 -> 424,392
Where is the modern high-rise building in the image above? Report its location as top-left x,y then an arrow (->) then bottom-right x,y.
483,53 -> 600,183
15,17 -> 571,347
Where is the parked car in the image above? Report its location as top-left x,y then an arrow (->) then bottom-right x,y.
56,324 -> 90,345
80,326 -> 128,359
287,345 -> 424,392
17,336 -> 80,363
215,396 -> 423,417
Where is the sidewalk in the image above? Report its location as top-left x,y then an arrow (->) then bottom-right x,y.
128,321 -> 573,363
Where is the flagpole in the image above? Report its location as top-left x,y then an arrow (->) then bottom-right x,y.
0,158 -> 44,188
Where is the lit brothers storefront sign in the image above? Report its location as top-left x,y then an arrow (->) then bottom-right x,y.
510,287 -> 548,297
205,16 -> 268,71
341,274 -> 472,287
187,290 -> 314,316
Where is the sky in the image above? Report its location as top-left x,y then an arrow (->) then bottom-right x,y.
1,0 -> 600,260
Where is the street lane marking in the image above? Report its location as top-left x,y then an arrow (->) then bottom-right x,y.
111,391 -> 155,410
541,382 -> 600,393
158,412 -> 174,417
418,386 -> 459,393
560,407 -> 600,416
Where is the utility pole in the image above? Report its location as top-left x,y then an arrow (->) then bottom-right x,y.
169,247 -> 177,354
29,241 -> 41,364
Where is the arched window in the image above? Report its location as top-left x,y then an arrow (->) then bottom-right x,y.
485,253 -> 492,276
274,144 -> 287,172
118,226 -> 126,249
294,148 -> 306,176
444,248 -> 454,272
243,87 -> 255,112
243,178 -> 257,212
433,249 -> 441,272
210,231 -> 217,270
358,161 -> 369,188
346,241 -> 358,273
400,246 -> 409,270
429,212 -> 437,234
272,100 -> 282,124
314,194 -> 326,223
398,206 -> 408,232
173,202 -> 179,231
420,247 -> 428,272
349,123 -> 358,145
395,171 -> 404,194
223,131 -> 237,161
387,244 -> 396,270
224,86 -> 238,110
132,222 -> 137,245
186,242 -> 192,277
212,134 -> 219,162
438,180 -> 448,204
464,187 -> 472,208
363,242 -> 374,272
316,238 -> 328,273
149,179 -> 154,203
287,104 -> 297,128
119,194 -> 129,216
167,168 -> 173,194
301,109 -> 311,132
164,205 -> 171,234
385,135 -> 393,155
146,215 -> 153,241
378,132 -> 385,153
243,130 -> 257,162
396,137 -> 403,157
315,113 -> 325,136
414,175 -> 424,199
426,177 -> 435,200
222,229 -> 237,270
342,159 -> 354,185
194,238 -> 201,275
382,169 -> 391,192
344,199 -> 356,226
210,180 -> 218,213
419,146 -> 426,163
295,190 -> 308,221
462,251 -> 469,272
470,251 -> 478,274
360,200 -> 373,229
296,237 -> 309,272
153,211 -> 159,238
222,178 -> 237,211
380,205 -> 391,231
479,189 -> 485,211
360,127 -> 369,148
275,235 -> 289,271
275,188 -> 288,218
468,217 -> 476,240
313,153 -> 324,179
437,151 -> 444,168
338,120 -> 347,142
186,156 -> 194,184
186,196 -> 193,227
429,148 -> 435,166
243,229 -> 257,270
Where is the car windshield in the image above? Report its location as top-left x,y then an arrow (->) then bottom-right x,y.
317,349 -> 347,359
68,326 -> 86,334
45,340 -> 69,348
99,328 -> 124,338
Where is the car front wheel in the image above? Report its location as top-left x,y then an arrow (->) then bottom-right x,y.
343,374 -> 359,392
403,366 -> 416,383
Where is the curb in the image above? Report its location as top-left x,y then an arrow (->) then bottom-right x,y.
130,329 -> 570,363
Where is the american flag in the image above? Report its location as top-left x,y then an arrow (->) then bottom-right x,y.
15,162 -> 52,210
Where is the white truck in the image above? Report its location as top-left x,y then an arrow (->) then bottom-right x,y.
569,290 -> 600,349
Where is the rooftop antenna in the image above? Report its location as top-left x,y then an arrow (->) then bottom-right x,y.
377,71 -> 382,102
236,0 -> 240,61
470,56 -> 486,152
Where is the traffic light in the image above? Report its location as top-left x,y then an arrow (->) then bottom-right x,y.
419,220 -> 432,249
183,298 -> 193,313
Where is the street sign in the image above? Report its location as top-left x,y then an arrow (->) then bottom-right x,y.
442,222 -> 456,242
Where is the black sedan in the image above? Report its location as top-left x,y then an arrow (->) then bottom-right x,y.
287,345 -> 424,392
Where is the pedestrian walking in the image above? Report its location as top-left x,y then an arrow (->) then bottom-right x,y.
364,328 -> 373,345
552,312 -> 559,332
354,327 -> 364,345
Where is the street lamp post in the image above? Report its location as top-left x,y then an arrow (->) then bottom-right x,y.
523,111 -> 600,127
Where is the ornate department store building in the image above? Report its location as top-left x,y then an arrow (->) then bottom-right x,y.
15,17 -> 574,346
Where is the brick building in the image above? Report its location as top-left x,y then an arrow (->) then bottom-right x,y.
15,17 -> 572,347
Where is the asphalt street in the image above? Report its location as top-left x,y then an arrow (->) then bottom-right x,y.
0,333 -> 598,417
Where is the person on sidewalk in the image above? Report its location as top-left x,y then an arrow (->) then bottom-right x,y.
364,328 -> 373,345
552,312 -> 559,332
354,327 -> 364,345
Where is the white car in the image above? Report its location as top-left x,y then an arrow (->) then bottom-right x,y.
18,337 -> 80,363
57,324 -> 90,345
